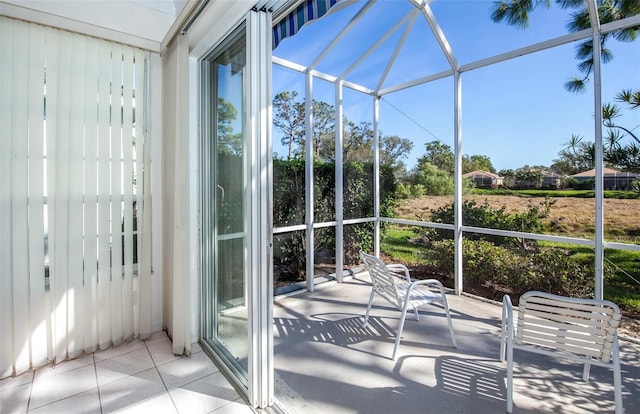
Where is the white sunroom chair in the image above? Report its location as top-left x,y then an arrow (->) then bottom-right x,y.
359,250 -> 457,360
500,291 -> 623,414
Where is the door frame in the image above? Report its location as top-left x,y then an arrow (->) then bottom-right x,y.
192,7 -> 274,409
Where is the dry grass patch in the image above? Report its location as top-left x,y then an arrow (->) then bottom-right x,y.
396,195 -> 640,242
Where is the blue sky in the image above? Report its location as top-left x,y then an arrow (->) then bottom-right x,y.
272,0 -> 640,171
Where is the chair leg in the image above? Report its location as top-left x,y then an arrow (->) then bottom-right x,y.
362,289 -> 376,328
613,339 -> 623,414
441,297 -> 457,348
582,359 -> 592,382
392,308 -> 409,360
506,342 -> 514,414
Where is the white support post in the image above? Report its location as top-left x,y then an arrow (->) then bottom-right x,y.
453,71 -> 463,295
592,33 -> 604,301
305,71 -> 315,291
335,80 -> 344,282
373,96 -> 380,257
247,9 -> 274,408
586,0 -> 604,300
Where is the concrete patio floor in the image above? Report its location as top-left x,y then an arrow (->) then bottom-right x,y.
2,274 -> 638,414
273,274 -> 640,414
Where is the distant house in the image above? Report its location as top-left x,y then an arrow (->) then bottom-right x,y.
569,167 -> 639,190
540,170 -> 565,189
463,170 -> 504,188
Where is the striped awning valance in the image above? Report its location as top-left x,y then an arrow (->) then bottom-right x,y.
273,0 -> 341,49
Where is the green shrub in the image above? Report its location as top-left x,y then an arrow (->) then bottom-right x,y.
396,183 -> 411,199
273,158 -> 397,278
410,184 -> 426,198
427,199 -> 552,249
429,239 -> 593,298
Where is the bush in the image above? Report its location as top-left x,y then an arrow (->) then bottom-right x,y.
410,184 -> 426,198
396,183 -> 411,199
425,198 -> 552,249
273,158 -> 397,278
429,239 -> 594,298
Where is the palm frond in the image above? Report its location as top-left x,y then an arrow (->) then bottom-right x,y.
615,89 -> 640,109
564,78 -> 587,93
490,0 -> 535,29
574,40 -> 592,60
600,47 -> 614,63
612,27 -> 638,42
577,59 -> 593,74
602,103 -> 622,122
566,10 -> 590,32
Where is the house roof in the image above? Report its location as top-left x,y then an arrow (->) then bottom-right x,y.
463,170 -> 502,179
570,167 -> 621,177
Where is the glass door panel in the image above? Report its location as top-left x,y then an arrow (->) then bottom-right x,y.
202,28 -> 248,378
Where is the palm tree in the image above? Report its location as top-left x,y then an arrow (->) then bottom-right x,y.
562,134 -> 583,155
602,102 -> 640,145
491,0 -> 640,92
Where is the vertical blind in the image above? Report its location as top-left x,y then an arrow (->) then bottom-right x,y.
0,16 -> 152,378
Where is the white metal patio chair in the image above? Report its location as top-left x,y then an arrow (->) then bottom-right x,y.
500,291 -> 623,414
359,250 -> 457,360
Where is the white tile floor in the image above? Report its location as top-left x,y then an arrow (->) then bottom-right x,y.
0,332 -> 254,414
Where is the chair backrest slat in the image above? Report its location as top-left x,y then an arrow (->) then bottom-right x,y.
516,291 -> 621,364
359,251 -> 403,308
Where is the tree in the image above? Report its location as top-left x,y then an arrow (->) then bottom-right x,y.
272,91 -> 337,160
603,89 -> 640,146
463,154 -> 495,174
515,166 -> 545,189
381,135 -> 413,164
217,97 -> 242,156
418,141 -> 455,173
343,119 -> 374,162
273,90 -> 415,166
273,91 -> 305,159
491,0 -> 639,93
413,162 -> 454,196
492,2 -> 640,174
310,100 -> 336,160
381,134 -> 414,179
553,92 -> 640,173
552,140 -> 595,175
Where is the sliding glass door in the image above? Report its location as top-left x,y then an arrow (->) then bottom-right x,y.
201,27 -> 249,378
200,9 -> 273,408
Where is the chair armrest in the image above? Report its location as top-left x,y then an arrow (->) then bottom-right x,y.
386,264 -> 411,282
411,278 -> 445,290
500,294 -> 514,362
407,278 -> 446,297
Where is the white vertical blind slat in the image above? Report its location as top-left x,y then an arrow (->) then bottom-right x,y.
110,43 -> 124,344
136,50 -> 152,338
67,34 -> 87,357
0,17 -> 16,378
97,40 -> 113,349
122,48 -> 135,339
52,28 -> 71,362
12,20 -> 33,375
83,36 -> 100,353
27,23 -> 48,368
